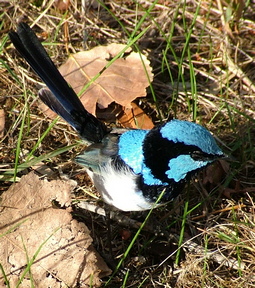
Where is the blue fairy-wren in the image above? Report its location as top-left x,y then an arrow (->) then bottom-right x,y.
9,23 -> 224,211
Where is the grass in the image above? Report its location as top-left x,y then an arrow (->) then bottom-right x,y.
1,0 -> 255,287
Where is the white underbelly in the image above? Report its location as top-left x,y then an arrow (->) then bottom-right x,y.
85,165 -> 158,211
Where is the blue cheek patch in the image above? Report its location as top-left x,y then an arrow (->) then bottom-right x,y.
160,120 -> 223,156
119,130 -> 167,186
166,154 -> 211,182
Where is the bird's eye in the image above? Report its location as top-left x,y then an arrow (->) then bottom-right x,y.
191,151 -> 218,161
190,151 -> 208,161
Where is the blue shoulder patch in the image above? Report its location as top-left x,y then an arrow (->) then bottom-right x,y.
118,130 -> 167,186
160,120 -> 223,156
118,130 -> 148,174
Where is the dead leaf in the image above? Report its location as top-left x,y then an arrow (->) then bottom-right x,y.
0,172 -> 111,287
41,43 -> 153,117
202,160 -> 229,187
31,162 -> 57,178
118,102 -> 154,129
54,0 -> 70,11
95,102 -> 123,122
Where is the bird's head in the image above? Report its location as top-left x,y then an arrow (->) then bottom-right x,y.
142,119 -> 225,184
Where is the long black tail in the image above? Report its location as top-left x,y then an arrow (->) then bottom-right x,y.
8,22 -> 108,143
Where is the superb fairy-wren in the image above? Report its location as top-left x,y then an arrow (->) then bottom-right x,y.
9,22 -> 225,211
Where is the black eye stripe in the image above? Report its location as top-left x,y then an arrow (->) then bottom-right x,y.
190,151 -> 220,161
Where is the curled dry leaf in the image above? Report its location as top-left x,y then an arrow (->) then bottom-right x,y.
40,43 -> 153,117
0,172 -> 111,287
118,102 -> 154,129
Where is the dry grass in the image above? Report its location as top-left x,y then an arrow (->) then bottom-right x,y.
1,0 -> 255,287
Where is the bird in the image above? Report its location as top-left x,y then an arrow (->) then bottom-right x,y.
9,22 -> 225,211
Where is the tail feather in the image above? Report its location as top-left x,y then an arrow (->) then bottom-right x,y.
9,22 -> 108,143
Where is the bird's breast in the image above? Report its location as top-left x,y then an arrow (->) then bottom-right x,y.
86,163 -> 159,211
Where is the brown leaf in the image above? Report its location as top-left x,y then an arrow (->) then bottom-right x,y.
118,102 -> 154,129
0,172 -> 111,287
202,160 -> 229,187
41,43 -> 153,117
54,0 -> 70,11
